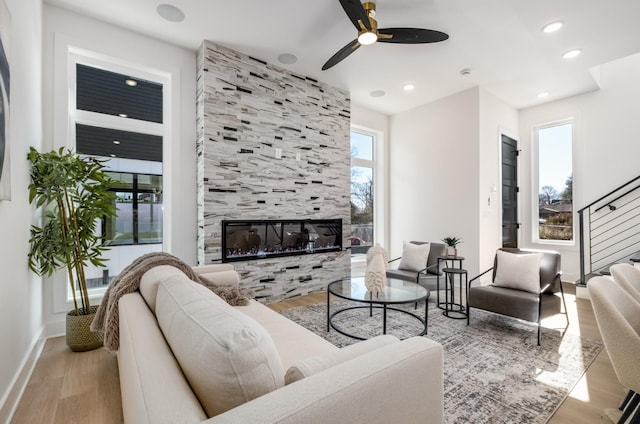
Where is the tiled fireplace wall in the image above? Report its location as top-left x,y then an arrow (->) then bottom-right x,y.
196,41 -> 351,303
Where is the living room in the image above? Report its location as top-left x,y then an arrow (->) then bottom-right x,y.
1,0 -> 640,423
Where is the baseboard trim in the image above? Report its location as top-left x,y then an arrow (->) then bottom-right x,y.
576,285 -> 590,300
0,326 -> 47,424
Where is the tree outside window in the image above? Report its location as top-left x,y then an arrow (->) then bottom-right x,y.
536,123 -> 573,242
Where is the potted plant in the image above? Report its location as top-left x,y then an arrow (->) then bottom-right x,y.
27,147 -> 116,351
442,236 -> 462,258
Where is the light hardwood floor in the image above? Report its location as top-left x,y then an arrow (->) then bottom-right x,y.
11,283 -> 623,423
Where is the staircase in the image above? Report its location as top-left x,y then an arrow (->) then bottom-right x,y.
577,175 -> 640,285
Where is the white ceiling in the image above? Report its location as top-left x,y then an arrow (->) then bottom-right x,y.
45,0 -> 640,115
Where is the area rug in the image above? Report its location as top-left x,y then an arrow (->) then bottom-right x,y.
281,299 -> 603,424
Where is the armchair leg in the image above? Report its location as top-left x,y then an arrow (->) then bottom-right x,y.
537,295 -> 543,346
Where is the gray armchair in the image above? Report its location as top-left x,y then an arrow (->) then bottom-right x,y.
467,248 -> 568,345
386,241 -> 446,291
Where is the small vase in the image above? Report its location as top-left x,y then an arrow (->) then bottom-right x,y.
446,247 -> 458,258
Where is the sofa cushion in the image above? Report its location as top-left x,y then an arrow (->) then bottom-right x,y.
493,250 -> 542,294
140,265 -> 187,313
155,276 -> 284,417
285,335 -> 399,384
398,241 -> 430,272
236,300 -> 337,370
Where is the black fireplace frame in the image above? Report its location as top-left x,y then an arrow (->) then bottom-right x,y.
221,219 -> 343,262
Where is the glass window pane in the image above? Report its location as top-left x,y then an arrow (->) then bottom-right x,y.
76,64 -> 163,123
537,123 -> 573,241
76,124 -> 162,162
350,131 -> 374,161
138,192 -> 163,244
107,192 -> 135,245
351,165 -> 374,252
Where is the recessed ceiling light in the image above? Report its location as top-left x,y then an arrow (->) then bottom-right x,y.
157,4 -> 185,23
370,90 -> 386,98
403,84 -> 415,92
125,79 -> 137,87
113,140 -> 121,145
537,92 -> 550,98
562,49 -> 582,59
542,21 -> 563,33
277,53 -> 298,65
118,113 -> 128,118
459,68 -> 472,77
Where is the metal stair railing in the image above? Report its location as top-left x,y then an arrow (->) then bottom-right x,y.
577,175 -> 640,285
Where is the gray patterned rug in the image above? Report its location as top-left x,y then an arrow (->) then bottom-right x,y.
281,298 -> 603,424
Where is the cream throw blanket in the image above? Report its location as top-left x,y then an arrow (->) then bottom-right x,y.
91,252 -> 252,351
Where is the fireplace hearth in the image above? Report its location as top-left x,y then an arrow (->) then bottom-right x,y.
222,219 -> 342,262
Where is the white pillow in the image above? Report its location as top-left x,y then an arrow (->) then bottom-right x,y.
155,277 -> 284,417
493,250 -> 543,293
398,242 -> 430,272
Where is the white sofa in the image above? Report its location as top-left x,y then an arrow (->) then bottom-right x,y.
117,263 -> 444,424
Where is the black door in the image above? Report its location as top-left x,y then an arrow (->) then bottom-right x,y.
501,135 -> 519,248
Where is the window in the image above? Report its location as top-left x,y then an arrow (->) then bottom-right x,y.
69,58 -> 166,294
105,172 -> 163,246
350,131 -> 375,255
534,121 -> 573,243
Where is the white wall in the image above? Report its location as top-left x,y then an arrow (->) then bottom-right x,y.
389,88 -> 481,275
519,52 -> 640,281
351,103 -> 390,247
0,0 -> 44,420
42,5 -> 197,328
479,89 -> 519,272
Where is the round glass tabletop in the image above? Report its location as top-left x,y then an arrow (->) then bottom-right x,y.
328,276 -> 429,304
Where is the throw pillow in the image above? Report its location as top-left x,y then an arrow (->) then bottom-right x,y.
156,277 -> 284,417
493,250 -> 543,293
398,241 -> 430,272
285,335 -> 399,384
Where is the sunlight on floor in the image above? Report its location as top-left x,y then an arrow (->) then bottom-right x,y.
567,376 -> 592,402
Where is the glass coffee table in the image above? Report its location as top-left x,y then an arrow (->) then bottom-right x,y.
327,277 -> 429,340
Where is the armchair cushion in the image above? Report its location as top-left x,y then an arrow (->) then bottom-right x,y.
493,250 -> 543,294
398,241 -> 430,272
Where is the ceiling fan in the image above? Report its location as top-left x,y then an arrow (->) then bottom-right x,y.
322,0 -> 449,70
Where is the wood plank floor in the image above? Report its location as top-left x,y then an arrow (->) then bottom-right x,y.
11,283 -> 624,424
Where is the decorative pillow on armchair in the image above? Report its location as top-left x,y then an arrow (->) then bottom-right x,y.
493,250 -> 543,293
398,241 -> 430,272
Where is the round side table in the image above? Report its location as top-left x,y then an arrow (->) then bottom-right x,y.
441,267 -> 467,319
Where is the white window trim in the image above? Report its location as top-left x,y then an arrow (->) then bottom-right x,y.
531,118 -> 575,247
51,35 -> 173,313
350,125 -> 387,250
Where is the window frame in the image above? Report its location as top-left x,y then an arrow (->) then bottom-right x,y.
51,36 -> 173,313
350,125 -> 386,252
531,118 -> 575,246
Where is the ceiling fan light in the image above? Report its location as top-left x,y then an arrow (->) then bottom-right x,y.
358,31 -> 378,46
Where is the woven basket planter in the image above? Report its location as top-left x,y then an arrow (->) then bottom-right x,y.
66,305 -> 103,352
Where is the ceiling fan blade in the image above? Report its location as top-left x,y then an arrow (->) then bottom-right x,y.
338,0 -> 372,31
378,28 -> 449,44
322,39 -> 361,71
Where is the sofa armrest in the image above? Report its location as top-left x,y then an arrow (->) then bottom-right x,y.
205,336 -> 444,424
193,264 -> 240,287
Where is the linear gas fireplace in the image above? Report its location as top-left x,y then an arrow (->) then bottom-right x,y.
222,219 -> 342,262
